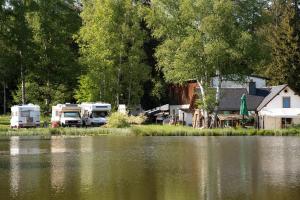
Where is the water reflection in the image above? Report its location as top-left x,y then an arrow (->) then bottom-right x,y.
10,137 -> 20,197
1,136 -> 300,200
50,138 -> 66,189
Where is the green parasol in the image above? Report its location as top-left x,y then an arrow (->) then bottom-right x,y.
240,94 -> 248,126
240,94 -> 249,116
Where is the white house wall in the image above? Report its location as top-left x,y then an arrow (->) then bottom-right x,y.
211,76 -> 266,88
178,110 -> 193,126
169,105 -> 190,117
259,86 -> 300,129
264,86 -> 300,109
261,116 -> 281,129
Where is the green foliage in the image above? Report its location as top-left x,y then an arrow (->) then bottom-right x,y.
76,0 -> 150,107
142,0 -> 265,85
107,112 -> 130,128
195,88 -> 217,112
0,0 -> 81,113
13,81 -> 72,112
127,114 -> 147,125
260,0 -> 300,92
151,78 -> 167,101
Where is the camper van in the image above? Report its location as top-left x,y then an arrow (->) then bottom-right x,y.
80,102 -> 111,126
10,104 -> 40,128
51,104 -> 82,127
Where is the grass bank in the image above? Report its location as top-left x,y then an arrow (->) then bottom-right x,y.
131,125 -> 300,136
0,125 -> 300,136
0,127 -> 132,137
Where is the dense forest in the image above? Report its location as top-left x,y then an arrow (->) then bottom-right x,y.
0,0 -> 299,114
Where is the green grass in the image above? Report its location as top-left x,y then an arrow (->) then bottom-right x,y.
131,125 -> 300,136
1,115 -> 300,137
1,125 -> 299,137
0,127 -> 132,137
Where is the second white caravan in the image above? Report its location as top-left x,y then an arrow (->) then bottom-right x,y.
80,103 -> 111,126
51,104 -> 82,127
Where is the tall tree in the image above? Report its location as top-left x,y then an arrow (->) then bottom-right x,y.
143,0 -> 266,127
76,0 -> 149,108
261,0 -> 300,92
13,0 -> 82,112
1,0 -> 36,106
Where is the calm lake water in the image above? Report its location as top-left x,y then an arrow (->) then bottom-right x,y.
0,136 -> 300,200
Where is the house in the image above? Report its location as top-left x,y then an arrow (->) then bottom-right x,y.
145,81 -> 198,125
258,85 -> 300,129
191,76 -> 300,129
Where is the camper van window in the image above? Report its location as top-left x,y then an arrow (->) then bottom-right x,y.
91,111 -> 108,118
63,112 -> 80,118
21,111 -> 30,117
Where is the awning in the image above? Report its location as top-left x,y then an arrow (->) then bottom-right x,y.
218,114 -> 245,121
260,108 -> 300,118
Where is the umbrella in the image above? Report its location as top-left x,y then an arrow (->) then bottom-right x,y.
240,94 -> 248,126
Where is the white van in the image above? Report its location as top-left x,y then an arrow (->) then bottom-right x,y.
10,104 -> 40,128
51,104 -> 82,127
80,102 -> 111,126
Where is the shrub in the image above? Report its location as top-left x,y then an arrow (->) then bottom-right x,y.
107,112 -> 130,128
127,114 -> 147,125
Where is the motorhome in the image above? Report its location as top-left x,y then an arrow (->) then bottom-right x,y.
10,104 -> 40,128
51,104 -> 82,127
80,102 -> 111,126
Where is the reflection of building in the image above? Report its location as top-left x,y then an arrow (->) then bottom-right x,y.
50,138 -> 66,189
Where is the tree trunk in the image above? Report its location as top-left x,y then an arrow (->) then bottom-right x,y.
3,81 -> 6,114
210,73 -> 222,128
128,63 -> 132,107
20,58 -> 26,105
197,80 -> 209,128
117,33 -> 124,107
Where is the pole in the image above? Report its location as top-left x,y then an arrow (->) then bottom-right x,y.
242,114 -> 245,128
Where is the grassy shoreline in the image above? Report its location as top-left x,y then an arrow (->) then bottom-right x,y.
1,113 -> 300,137
0,125 -> 300,137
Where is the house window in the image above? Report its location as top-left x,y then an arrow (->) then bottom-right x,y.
283,97 -> 291,108
281,118 -> 292,128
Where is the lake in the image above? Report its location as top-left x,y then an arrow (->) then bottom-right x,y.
0,136 -> 300,200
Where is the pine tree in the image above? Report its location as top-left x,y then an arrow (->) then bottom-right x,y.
263,0 -> 300,91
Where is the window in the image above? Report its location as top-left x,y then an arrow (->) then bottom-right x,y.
63,112 -> 80,118
20,111 -> 30,117
283,97 -> 291,108
282,118 -> 292,128
91,111 -> 108,118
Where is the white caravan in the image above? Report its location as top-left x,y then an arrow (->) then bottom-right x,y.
80,102 -> 111,126
10,104 -> 40,128
51,104 -> 82,127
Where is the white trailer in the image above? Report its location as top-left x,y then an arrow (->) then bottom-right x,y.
80,102 -> 111,126
51,104 -> 82,127
10,104 -> 40,128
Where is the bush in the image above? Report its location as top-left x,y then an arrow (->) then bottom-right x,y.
127,114 -> 147,125
107,112 -> 130,128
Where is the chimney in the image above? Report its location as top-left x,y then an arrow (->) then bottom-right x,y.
248,80 -> 256,95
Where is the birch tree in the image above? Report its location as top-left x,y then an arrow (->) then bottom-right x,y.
143,0 -> 266,127
76,0 -> 149,108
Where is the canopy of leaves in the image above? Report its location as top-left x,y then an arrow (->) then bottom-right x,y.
143,0 -> 267,84
76,0 -> 150,108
